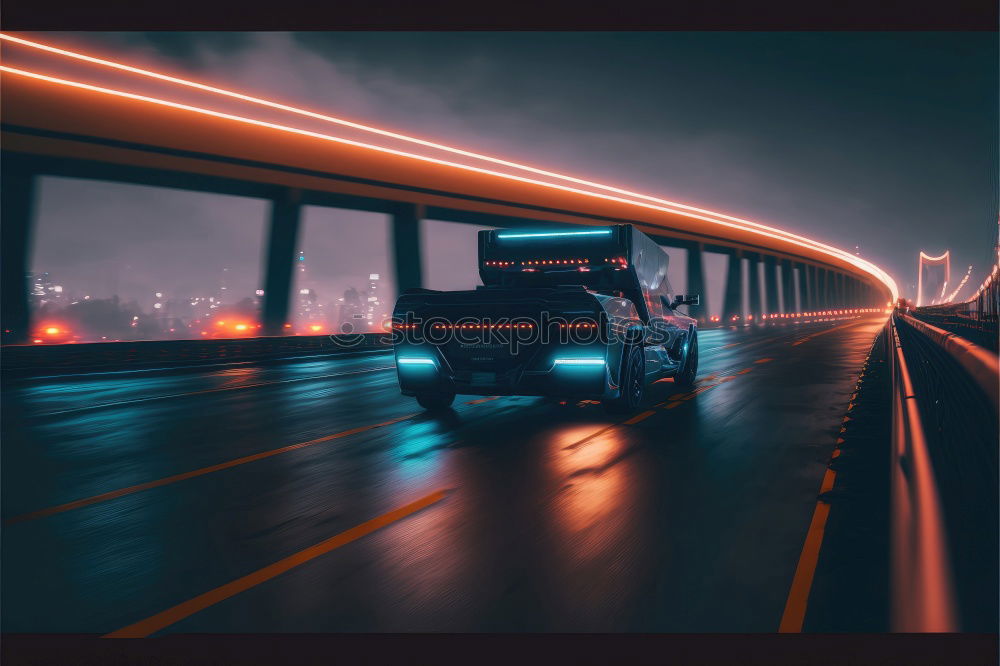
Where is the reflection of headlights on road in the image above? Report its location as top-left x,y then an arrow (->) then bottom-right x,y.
553,357 -> 605,367
397,357 -> 437,367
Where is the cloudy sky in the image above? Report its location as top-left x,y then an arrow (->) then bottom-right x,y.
31,31 -> 998,310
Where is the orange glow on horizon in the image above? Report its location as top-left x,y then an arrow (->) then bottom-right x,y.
0,40 -> 898,300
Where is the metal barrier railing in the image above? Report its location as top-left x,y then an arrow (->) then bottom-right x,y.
1,332 -> 392,374
899,313 -> 999,408
887,314 -> 959,631
909,309 -> 998,352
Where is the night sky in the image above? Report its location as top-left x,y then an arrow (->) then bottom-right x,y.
31,31 -> 998,308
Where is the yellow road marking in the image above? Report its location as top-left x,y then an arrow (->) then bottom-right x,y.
779,467 -> 837,633
5,413 -> 419,524
623,410 -> 656,425
464,396 -> 499,405
754,358 -> 774,364
791,320 -> 867,346
104,489 -> 449,638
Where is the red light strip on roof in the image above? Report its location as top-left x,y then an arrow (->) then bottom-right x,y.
0,52 -> 897,300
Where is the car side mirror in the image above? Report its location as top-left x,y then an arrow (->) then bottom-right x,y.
671,294 -> 700,307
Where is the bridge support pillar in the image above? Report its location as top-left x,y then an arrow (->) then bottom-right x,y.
747,253 -> 762,324
809,264 -> 820,311
781,259 -> 796,314
391,203 -> 424,297
262,188 -> 302,337
722,250 -> 743,324
763,255 -> 780,317
797,263 -> 811,313
685,242 -> 707,322
1,157 -> 37,345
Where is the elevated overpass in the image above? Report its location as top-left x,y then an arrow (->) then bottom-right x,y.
0,33 -> 896,344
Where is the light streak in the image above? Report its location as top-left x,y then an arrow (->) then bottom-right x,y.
0,48 -> 898,299
942,265 -> 972,303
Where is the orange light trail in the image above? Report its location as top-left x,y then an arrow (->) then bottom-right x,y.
0,41 -> 897,299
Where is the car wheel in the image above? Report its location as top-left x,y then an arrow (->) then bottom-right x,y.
675,332 -> 698,389
416,392 -> 456,411
605,345 -> 645,414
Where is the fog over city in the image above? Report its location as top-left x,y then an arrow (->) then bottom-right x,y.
27,32 -> 997,341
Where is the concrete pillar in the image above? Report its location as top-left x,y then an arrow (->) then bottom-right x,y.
747,253 -> 763,323
763,255 -> 780,316
391,203 -> 424,297
262,188 -> 303,336
781,259 -> 796,314
1,158 -> 37,345
809,265 -> 821,311
797,262 -> 811,313
686,242 -> 707,322
722,250 -> 743,324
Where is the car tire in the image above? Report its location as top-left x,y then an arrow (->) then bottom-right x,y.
605,345 -> 645,414
675,331 -> 698,389
416,392 -> 456,411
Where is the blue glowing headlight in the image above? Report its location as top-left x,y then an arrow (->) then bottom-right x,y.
553,358 -> 606,366
397,357 -> 436,366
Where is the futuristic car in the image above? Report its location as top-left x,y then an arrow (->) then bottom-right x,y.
391,224 -> 700,413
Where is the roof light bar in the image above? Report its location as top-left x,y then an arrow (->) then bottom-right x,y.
496,230 -> 611,239
0,39 -> 898,300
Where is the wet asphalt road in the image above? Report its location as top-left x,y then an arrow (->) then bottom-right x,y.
1,314 -> 887,634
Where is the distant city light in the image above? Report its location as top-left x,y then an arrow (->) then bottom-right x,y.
255,289 -> 265,296
155,292 -> 162,298
153,303 -> 162,309
53,285 -> 62,293
369,273 -> 380,280
299,289 -> 310,294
